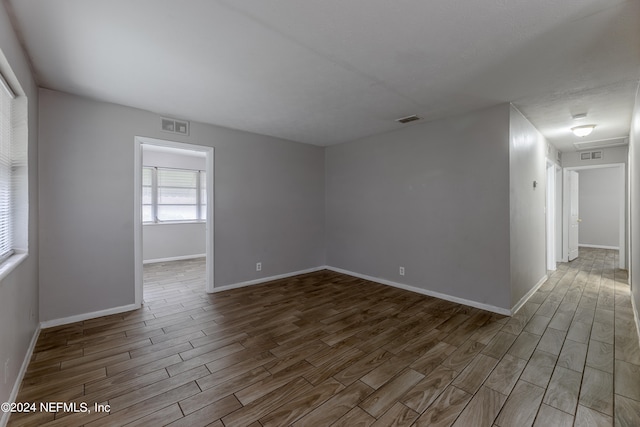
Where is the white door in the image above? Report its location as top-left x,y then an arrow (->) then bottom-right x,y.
568,171 -> 580,261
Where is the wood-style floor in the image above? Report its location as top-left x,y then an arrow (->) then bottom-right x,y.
8,248 -> 640,426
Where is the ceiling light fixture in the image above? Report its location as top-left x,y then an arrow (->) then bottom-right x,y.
571,124 -> 596,137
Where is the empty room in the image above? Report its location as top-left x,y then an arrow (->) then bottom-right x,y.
1,1 -> 640,426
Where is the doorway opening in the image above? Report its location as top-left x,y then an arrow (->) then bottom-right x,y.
134,137 -> 214,306
562,163 -> 626,269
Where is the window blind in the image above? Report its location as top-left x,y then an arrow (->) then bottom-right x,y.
157,168 -> 198,221
0,75 -> 14,262
142,167 -> 154,222
199,171 -> 207,220
142,167 -> 206,223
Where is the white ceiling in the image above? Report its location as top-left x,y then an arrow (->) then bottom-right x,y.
5,0 -> 640,150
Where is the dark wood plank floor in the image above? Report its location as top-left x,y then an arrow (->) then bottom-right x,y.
8,248 -> 640,426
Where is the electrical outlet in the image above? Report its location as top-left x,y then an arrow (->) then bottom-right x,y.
256,262 -> 262,272
399,266 -> 405,276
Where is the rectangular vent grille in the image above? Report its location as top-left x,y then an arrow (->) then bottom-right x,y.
161,117 -> 189,136
580,150 -> 603,161
395,115 -> 421,124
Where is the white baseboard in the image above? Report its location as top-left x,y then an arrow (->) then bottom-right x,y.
578,244 -> 619,250
40,303 -> 140,329
1,326 -> 40,427
325,266 -> 511,316
143,254 -> 206,264
511,275 -> 548,315
210,266 -> 326,293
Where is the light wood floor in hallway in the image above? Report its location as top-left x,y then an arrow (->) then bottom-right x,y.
9,248 -> 640,426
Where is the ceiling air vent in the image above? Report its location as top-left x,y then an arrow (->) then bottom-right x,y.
395,115 -> 421,124
161,117 -> 190,136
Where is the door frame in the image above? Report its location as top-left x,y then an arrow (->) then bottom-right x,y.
545,160 -> 559,271
562,162 -> 626,269
134,136 -> 215,307
567,170 -> 580,262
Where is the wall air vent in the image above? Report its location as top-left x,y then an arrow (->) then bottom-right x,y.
161,117 -> 190,136
580,150 -> 603,161
395,115 -> 422,124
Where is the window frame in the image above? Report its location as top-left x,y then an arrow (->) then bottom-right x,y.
0,66 -> 29,283
0,79 -> 14,262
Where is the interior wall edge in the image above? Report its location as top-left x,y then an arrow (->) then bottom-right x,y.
510,274 -> 548,316
508,105 -> 548,307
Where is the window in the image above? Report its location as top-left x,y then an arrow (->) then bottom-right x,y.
142,166 -> 206,223
0,72 -> 17,263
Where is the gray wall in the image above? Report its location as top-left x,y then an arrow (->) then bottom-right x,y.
39,89 -> 325,322
630,85 -> 640,337
326,104 -> 512,310
0,2 -> 39,416
578,167 -> 622,248
143,223 -> 205,262
142,148 -> 205,262
509,106 -> 548,307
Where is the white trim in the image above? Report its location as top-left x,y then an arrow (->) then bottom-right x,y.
562,168 -> 569,262
0,326 -> 40,427
0,252 -> 27,283
134,140 -> 143,306
578,244 -> 620,250
0,70 -> 16,99
631,295 -> 640,351
210,265 -> 512,316
620,164 -> 627,270
325,266 -> 512,316
211,266 -> 326,293
546,160 -> 557,271
143,220 -> 206,226
555,165 -> 563,263
563,163 -> 626,171
143,254 -> 206,265
205,148 -> 214,293
134,137 -> 215,302
510,275 -> 548,315
40,304 -> 140,329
